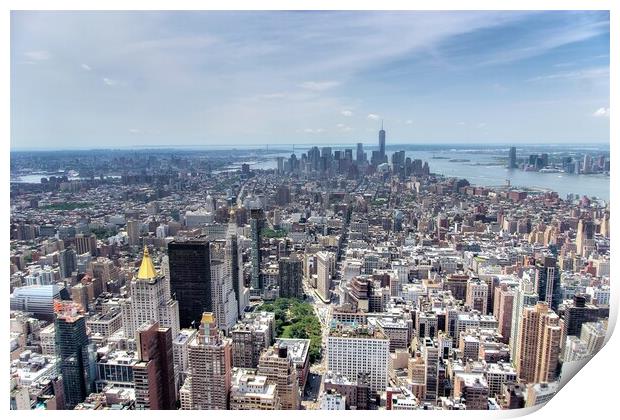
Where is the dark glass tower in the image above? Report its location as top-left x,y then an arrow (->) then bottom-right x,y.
54,301 -> 94,409
379,121 -> 386,159
509,146 -> 517,168
535,255 -> 562,312
168,239 -> 212,328
250,208 -> 264,294
278,257 -> 303,298
356,142 -> 364,162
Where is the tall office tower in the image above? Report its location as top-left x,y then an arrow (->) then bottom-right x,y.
321,146 -> 333,174
515,302 -> 561,384
582,153 -> 593,173
466,278 -> 488,314
230,368 -> 281,409
534,256 -> 562,312
121,246 -> 180,340
493,284 -> 515,344
186,313 -> 232,409
509,281 -> 539,361
89,257 -> 118,285
205,194 -> 217,213
580,321 -> 606,355
208,256 -> 239,333
249,208 -> 265,295
379,121 -> 386,160
126,220 -> 141,247
231,311 -> 276,368
575,219 -> 596,256
54,301 -> 94,409
278,257 -> 303,298
356,142 -> 365,162
226,218 -> 248,316
407,351 -> 427,401
59,247 -> 77,279
173,328 -> 198,388
316,251 -> 334,302
344,148 -> 353,162
74,233 -> 97,256
257,345 -> 300,410
327,325 -> 390,395
444,274 -> 469,301
276,185 -> 291,206
134,322 -> 176,410
168,239 -> 213,328
508,146 -> 517,168
562,294 -> 600,337
421,337 -> 439,403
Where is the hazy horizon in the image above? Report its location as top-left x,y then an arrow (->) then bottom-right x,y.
10,141 -> 611,153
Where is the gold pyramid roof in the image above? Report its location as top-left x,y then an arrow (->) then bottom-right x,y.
137,246 -> 157,280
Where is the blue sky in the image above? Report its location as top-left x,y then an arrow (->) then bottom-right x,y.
10,11 -> 610,149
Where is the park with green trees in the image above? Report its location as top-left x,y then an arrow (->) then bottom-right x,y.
257,297 -> 322,363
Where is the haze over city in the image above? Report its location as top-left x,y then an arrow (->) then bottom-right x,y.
11,10 -> 610,150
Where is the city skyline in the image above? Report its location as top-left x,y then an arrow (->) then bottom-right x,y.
11,10 -> 610,150
7,6 -> 613,413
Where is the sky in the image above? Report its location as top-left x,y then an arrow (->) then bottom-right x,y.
10,11 -> 610,150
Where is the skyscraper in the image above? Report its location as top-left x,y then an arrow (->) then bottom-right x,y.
126,220 -> 141,247
534,255 -> 562,312
185,313 -> 232,410
576,219 -> 595,256
278,257 -> 303,298
134,322 -> 177,410
493,284 -> 515,344
515,302 -> 561,384
54,300 -> 94,409
121,246 -> 180,340
168,239 -> 213,328
226,218 -> 248,316
466,278 -> 488,314
327,324 -> 389,395
208,257 -> 239,333
508,147 -> 517,169
59,247 -> 77,279
356,142 -> 364,163
231,311 -> 276,368
257,345 -> 300,410
316,251 -> 334,302
379,121 -> 386,160
562,294 -> 600,337
250,208 -> 265,296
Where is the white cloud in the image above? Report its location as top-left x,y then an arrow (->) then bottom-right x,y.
300,128 -> 325,134
341,110 -> 353,117
23,50 -> 51,60
259,92 -> 286,99
405,119 -> 413,125
367,113 -> 380,121
128,128 -> 142,134
592,107 -> 610,118
299,81 -> 340,91
103,78 -> 118,86
81,63 -> 92,71
476,122 -> 488,128
527,66 -> 609,83
336,123 -> 353,132
457,122 -> 466,126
